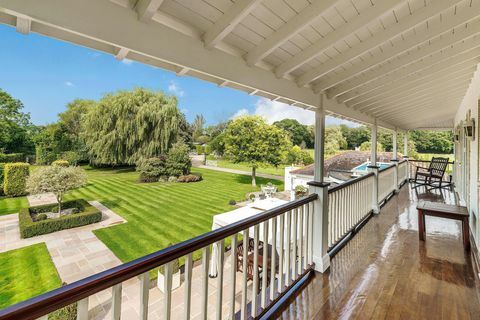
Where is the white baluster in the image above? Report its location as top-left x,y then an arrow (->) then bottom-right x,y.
261,221 -> 268,308
36,316 -> 48,320
201,246 -> 210,320
285,210 -> 291,287
252,224 -> 260,317
229,235 -> 237,320
184,253 -> 193,320
240,229 -> 249,320
164,262 -> 173,320
139,272 -> 149,320
111,283 -> 122,320
291,208 -> 298,281
216,239 -> 225,320
308,202 -> 314,265
278,213 -> 285,293
270,216 -> 277,300
298,205 -> 304,273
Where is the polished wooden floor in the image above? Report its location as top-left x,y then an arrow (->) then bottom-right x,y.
276,185 -> 480,320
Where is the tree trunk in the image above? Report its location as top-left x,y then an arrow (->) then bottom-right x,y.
252,167 -> 256,187
57,194 -> 62,215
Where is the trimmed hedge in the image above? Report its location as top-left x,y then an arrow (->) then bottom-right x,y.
4,162 -> 29,197
0,153 -> 25,163
52,160 -> 70,167
0,163 -> 4,196
19,199 -> 102,238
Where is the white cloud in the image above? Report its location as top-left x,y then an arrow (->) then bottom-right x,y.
232,97 -> 359,127
64,81 -> 75,87
121,59 -> 134,65
168,81 -> 185,97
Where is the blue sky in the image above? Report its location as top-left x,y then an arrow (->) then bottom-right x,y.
0,24 -> 354,127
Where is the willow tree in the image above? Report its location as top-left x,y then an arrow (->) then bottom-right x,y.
83,88 -> 181,165
223,116 -> 290,186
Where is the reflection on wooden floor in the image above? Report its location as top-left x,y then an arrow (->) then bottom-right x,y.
275,185 -> 480,320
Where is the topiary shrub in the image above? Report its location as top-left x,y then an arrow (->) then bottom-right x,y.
19,199 -> 102,238
166,142 -> 191,177
228,199 -> 236,205
168,176 -> 178,183
52,160 -> 70,167
36,213 -> 47,221
177,174 -> 202,183
4,162 -> 29,197
136,156 -> 167,183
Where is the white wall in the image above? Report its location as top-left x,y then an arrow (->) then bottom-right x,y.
454,64 -> 480,243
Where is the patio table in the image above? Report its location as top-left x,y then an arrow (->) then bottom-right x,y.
209,198 -> 297,277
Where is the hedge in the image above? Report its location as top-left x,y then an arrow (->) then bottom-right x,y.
19,199 -> 102,238
4,162 -> 29,197
0,163 -> 4,196
0,153 -> 25,163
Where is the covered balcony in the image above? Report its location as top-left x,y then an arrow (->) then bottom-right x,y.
0,0 -> 479,319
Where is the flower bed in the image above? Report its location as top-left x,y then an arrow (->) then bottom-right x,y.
19,199 -> 102,238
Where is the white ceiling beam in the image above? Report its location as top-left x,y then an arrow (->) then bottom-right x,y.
334,39 -> 480,102
349,61 -> 478,108
274,0 -> 402,78
371,85 -> 469,117
393,112 -> 457,128
135,0 -> 164,22
203,0 -> 261,50
217,80 -> 229,87
176,67 -> 190,76
115,47 -> 130,60
245,0 -> 339,66
380,103 -> 460,124
363,77 -> 472,114
0,0 -> 396,130
15,16 -> 30,34
296,0 -> 467,88
312,4 -> 480,91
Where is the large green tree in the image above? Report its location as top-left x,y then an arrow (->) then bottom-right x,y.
83,88 -> 182,165
273,119 -> 314,148
223,116 -> 290,186
0,89 -> 35,154
325,126 -> 348,155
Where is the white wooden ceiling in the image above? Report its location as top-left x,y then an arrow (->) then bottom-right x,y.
1,0 -> 479,130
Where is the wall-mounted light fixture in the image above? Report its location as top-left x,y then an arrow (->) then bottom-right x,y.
464,119 -> 475,140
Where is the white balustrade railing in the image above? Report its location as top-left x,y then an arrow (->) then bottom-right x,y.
378,165 -> 396,203
327,173 -> 374,248
0,195 -> 317,320
398,160 -> 408,186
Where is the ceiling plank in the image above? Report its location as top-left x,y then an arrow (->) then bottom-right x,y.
274,0 -> 402,78
311,3 -> 480,90
296,0 -> 465,87
245,0 -> 339,66
203,0 -> 262,50
332,37 -> 480,101
135,0 -> 164,22
115,47 -> 130,60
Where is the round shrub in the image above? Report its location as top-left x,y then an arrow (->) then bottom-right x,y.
177,174 -> 202,183
168,176 -> 178,183
4,162 -> 30,197
165,142 -> 191,177
228,199 -> 236,206
136,156 -> 167,183
36,213 -> 47,221
52,160 -> 70,167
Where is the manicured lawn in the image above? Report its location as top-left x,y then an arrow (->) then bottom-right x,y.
60,167 -> 283,265
0,196 -> 28,216
0,243 -> 61,309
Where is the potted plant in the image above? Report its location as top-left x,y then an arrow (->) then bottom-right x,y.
294,185 -> 308,199
157,247 -> 181,292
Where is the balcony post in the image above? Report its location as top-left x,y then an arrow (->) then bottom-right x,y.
392,130 -> 400,193
368,120 -> 380,214
307,93 -> 330,273
403,131 -> 410,180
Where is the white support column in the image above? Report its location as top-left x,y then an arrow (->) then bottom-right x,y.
403,131 -> 410,181
368,120 -> 380,214
392,130 -> 400,193
307,94 -> 330,273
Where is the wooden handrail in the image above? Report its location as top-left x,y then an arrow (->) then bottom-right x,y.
328,172 -> 375,194
0,194 -> 318,320
409,159 -> 454,164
